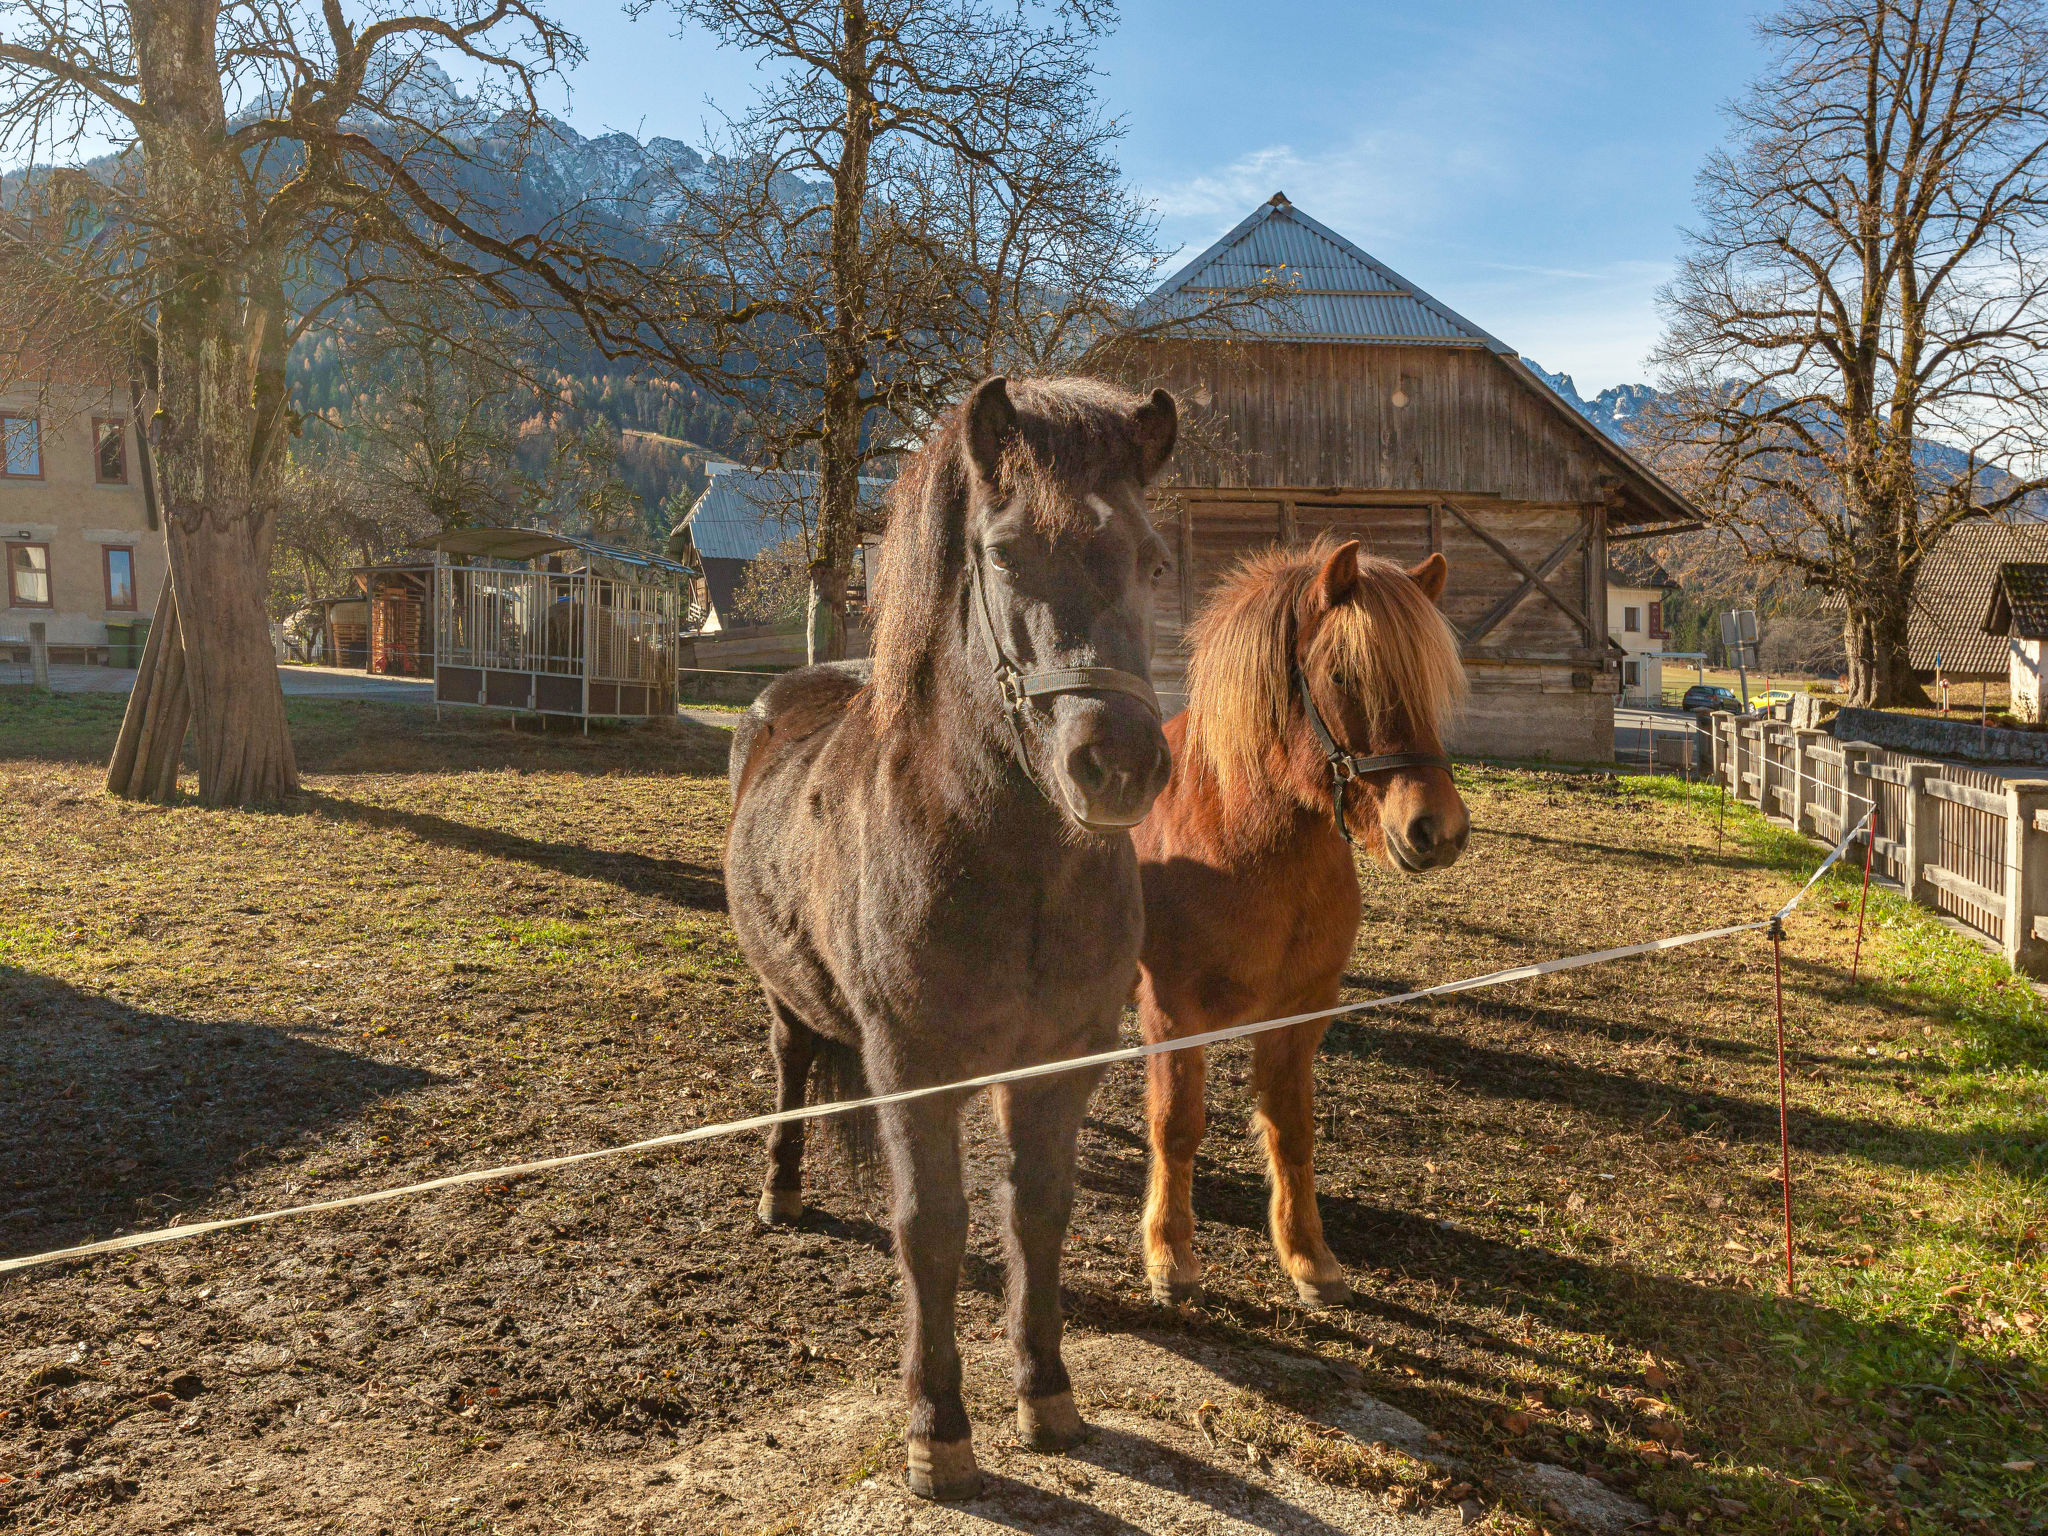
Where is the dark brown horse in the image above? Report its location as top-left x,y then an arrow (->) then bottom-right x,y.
724,377 -> 1177,1500
1133,539 -> 1470,1306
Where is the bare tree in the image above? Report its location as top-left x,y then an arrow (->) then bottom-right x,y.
1645,0 -> 2048,707
643,0 -> 1207,663
0,2 -> 686,803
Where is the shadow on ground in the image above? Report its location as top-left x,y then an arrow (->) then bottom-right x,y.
0,966 -> 434,1258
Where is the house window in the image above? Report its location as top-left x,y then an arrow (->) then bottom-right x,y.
103,545 -> 136,610
7,542 -> 51,607
1624,659 -> 1641,687
1623,605 -> 1641,633
1648,601 -> 1663,636
1,414 -> 41,478
94,418 -> 128,484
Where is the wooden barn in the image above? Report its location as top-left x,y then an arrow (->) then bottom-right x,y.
1124,194 -> 1700,760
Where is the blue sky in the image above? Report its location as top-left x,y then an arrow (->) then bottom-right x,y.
557,1 -> 1773,392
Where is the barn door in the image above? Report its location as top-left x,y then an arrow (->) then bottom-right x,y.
1433,501 -> 1599,657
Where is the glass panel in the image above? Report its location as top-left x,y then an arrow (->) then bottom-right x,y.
96,420 -> 126,482
3,417 -> 40,477
10,545 -> 49,605
106,548 -> 134,608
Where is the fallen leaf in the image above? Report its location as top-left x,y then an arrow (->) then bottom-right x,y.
1502,1412 -> 1531,1436
1644,1363 -> 1671,1391
2004,1460 -> 2038,1473
1715,1498 -> 1748,1516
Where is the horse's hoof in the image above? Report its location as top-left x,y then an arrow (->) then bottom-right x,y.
905,1437 -> 981,1501
1148,1272 -> 1202,1306
1293,1275 -> 1353,1309
756,1189 -> 803,1226
1018,1391 -> 1088,1451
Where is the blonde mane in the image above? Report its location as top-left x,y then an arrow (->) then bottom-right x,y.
1183,539 -> 1467,798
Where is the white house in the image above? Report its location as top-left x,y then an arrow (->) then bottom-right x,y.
1607,550 -> 1679,707
1981,562 -> 2048,723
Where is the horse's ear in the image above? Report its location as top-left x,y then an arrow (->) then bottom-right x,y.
1314,540 -> 1362,608
1407,551 -> 1448,604
966,376 -> 1016,484
1132,388 -> 1178,483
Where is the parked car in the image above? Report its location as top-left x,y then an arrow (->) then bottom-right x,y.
1681,684 -> 1740,712
1751,689 -> 1799,710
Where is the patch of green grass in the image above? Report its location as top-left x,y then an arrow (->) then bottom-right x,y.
1604,773 -> 2048,1535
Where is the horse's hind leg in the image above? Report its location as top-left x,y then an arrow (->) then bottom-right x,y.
757,995 -> 817,1226
1252,1015 -> 1349,1307
994,1067 -> 1104,1452
879,1094 -> 979,1501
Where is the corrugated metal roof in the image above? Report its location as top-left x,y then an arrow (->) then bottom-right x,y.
1910,520 -> 2048,673
1143,194 -> 1512,350
682,463 -> 890,562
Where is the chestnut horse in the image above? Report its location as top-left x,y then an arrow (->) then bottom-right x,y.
725,377 -> 1177,1500
1133,538 -> 1470,1306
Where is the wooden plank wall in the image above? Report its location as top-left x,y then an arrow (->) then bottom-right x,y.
1146,341 -> 1631,507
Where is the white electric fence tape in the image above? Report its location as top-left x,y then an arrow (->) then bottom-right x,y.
0,799 -> 1874,1278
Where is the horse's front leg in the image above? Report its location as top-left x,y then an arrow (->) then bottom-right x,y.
993,1066 -> 1104,1451
1139,982 -> 1207,1304
879,1093 -> 979,1501
757,995 -> 816,1225
1252,1013 -> 1348,1307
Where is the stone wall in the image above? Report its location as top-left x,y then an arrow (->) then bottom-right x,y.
1830,705 -> 2048,766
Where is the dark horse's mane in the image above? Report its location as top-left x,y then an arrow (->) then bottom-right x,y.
870,377 -> 1161,729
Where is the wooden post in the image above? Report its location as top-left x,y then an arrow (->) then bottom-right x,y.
1793,728 -> 1826,835
1902,763 -> 1940,905
1839,740 -> 1876,866
1709,710 -> 1733,790
28,621 -> 48,691
1279,499 -> 1298,545
1176,507 -> 1194,636
2002,780 -> 2048,979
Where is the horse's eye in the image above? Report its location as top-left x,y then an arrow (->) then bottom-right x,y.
1150,558 -> 1169,583
987,542 -> 1021,574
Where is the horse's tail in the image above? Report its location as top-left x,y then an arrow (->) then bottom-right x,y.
812,1036 -> 880,1176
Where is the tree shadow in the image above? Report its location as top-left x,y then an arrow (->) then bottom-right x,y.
0,966 -> 436,1261
1314,1014 -> 2039,1173
295,792 -> 728,912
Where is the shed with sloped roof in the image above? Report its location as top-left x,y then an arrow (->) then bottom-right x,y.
1116,193 -> 1700,760
1981,558 -> 2048,722
670,463 -> 889,631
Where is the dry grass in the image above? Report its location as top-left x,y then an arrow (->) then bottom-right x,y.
0,688 -> 2043,1534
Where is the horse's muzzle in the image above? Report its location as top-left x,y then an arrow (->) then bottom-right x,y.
1051,696 -> 1171,830
1383,808 -> 1470,871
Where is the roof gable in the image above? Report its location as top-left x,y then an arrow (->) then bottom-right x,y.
1145,194 -> 1512,350
1912,521 -> 2048,672
1983,561 -> 2048,641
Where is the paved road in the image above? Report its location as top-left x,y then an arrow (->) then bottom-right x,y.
12,660 -> 741,730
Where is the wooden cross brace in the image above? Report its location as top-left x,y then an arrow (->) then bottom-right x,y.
1442,502 -> 1595,650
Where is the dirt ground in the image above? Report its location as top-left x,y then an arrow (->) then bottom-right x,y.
0,692 -> 2043,1536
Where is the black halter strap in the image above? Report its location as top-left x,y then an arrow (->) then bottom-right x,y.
969,554 -> 1161,802
1292,664 -> 1452,845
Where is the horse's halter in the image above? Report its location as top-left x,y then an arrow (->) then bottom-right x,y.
1292,664 -> 1451,846
968,548 -> 1162,810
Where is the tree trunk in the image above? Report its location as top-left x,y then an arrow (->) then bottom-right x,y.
111,0 -> 299,806
807,0 -> 875,668
1843,594 -> 1925,709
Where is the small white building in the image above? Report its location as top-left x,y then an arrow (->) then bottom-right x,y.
1981,562 -> 2048,723
1607,551 -> 1679,707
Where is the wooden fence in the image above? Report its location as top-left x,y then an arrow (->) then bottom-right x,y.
1708,711 -> 2048,979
